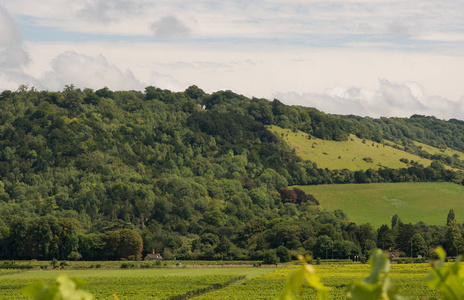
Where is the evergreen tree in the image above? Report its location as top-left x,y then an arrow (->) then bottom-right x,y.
447,209 -> 456,225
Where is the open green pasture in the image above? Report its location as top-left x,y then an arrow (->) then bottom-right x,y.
296,182 -> 464,227
268,126 -> 434,171
414,140 -> 464,159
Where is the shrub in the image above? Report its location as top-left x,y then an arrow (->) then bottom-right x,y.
51,258 -> 58,268
276,246 -> 291,263
360,256 -> 367,264
67,251 -> 82,261
60,261 -> 70,268
363,157 -> 373,163
263,250 -> 279,265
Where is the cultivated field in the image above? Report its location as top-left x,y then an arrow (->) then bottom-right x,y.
197,263 -> 439,299
0,266 -> 275,299
0,262 -> 440,299
296,182 -> 464,227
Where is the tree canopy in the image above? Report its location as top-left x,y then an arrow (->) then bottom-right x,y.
0,85 -> 463,260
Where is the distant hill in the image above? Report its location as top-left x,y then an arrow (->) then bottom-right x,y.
0,85 -> 463,261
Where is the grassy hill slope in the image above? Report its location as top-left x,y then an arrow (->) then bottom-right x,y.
414,141 -> 464,159
295,182 -> 464,227
269,126 -> 435,171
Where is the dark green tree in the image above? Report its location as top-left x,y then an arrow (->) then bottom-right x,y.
447,209 -> 456,225
276,245 -> 291,263
313,235 -> 333,259
410,233 -> 427,258
263,249 -> 279,265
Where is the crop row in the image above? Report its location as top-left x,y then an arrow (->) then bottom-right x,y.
197,263 -> 442,299
0,275 -> 241,299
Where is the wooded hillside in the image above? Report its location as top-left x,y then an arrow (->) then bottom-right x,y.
0,85 -> 463,261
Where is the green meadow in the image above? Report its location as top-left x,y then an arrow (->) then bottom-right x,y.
414,140 -> 464,159
268,125 -> 464,171
268,125 -> 433,170
296,182 -> 464,227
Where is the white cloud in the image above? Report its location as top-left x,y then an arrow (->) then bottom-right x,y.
275,80 -> 464,120
77,0 -> 144,22
150,16 -> 191,38
414,32 -> 464,42
149,71 -> 184,91
41,51 -> 144,91
0,46 -> 30,69
0,6 -> 30,69
5,0 -> 464,42
0,5 -> 21,46
0,5 -> 32,91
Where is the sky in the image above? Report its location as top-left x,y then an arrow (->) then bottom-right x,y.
2,1 -> 464,120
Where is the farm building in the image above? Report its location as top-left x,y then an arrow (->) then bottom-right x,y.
144,249 -> 163,261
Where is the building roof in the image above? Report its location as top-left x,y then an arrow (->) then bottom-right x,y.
144,253 -> 163,260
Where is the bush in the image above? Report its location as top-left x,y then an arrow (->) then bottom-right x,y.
60,261 -> 70,268
51,258 -> 58,268
121,263 -> 129,269
67,251 -> 82,261
263,250 -> 280,265
363,157 -> 373,163
276,246 -> 291,263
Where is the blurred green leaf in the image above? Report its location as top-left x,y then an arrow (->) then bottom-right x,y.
278,255 -> 328,300
22,276 -> 92,300
346,249 -> 405,300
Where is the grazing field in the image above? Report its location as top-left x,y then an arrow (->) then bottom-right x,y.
296,182 -> 464,227
268,125 -> 434,171
0,263 -> 439,299
414,140 -> 464,159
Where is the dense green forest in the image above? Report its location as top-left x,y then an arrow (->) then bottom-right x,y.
0,85 -> 464,262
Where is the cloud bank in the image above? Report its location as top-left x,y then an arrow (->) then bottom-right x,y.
275,80 -> 464,120
42,51 -> 144,91
0,6 -> 35,88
